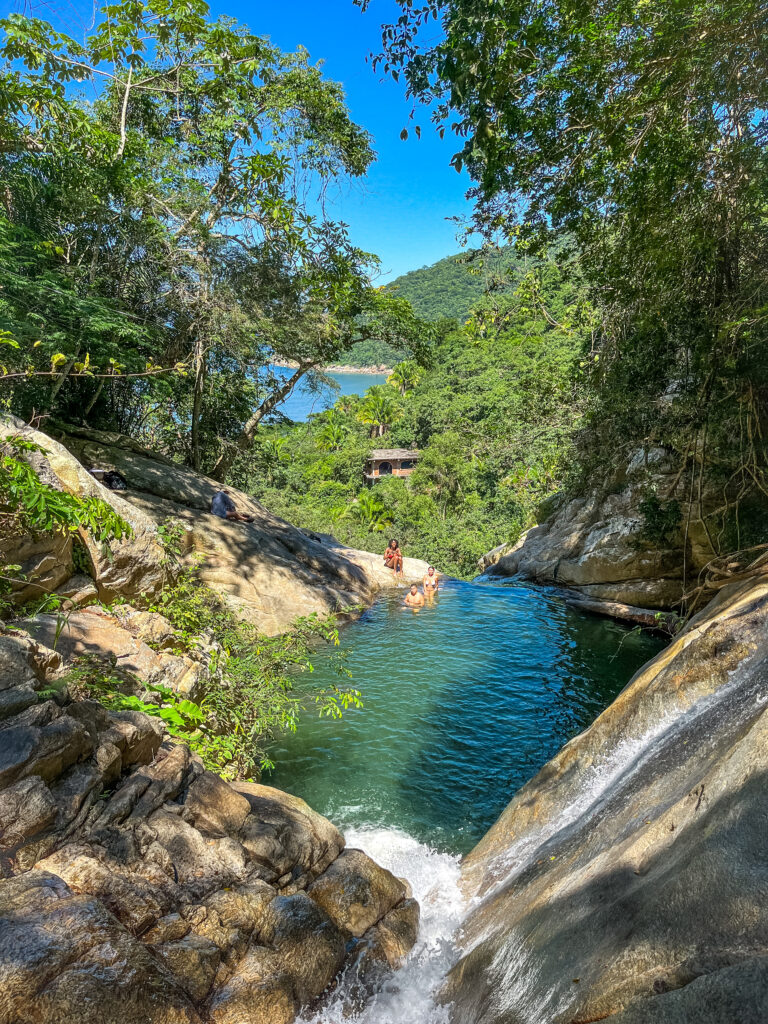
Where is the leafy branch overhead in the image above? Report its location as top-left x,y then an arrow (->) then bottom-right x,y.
367,0 -> 768,560
0,0 -> 432,479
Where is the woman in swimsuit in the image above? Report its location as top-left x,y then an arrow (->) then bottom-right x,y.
384,539 -> 404,577
423,566 -> 439,598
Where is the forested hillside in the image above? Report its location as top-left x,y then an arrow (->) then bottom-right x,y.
385,248 -> 514,322
239,257 -> 587,576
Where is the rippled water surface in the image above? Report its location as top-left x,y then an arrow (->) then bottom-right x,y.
266,578 -> 665,855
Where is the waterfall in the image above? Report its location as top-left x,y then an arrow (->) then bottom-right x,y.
297,825 -> 466,1024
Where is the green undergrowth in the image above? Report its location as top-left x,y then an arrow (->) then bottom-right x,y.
106,525 -> 362,779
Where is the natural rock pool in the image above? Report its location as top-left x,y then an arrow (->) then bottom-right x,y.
265,578 -> 665,1023
266,577 -> 665,856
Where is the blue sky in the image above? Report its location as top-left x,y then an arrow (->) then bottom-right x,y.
4,0 -> 477,282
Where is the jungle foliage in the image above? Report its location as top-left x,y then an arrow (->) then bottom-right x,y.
364,0 -> 768,562
237,256 -> 589,577
0,0 -> 432,479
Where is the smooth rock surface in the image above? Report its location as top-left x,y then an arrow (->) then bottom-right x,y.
49,422 -> 429,633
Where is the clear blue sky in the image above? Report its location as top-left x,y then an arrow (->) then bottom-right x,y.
5,0 -> 476,282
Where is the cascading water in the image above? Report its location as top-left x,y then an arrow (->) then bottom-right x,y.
266,579 -> 667,1021
297,825 -> 465,1024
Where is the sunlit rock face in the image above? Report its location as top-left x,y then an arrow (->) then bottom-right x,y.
0,679 -> 418,1024
2,417 -> 428,634
445,575 -> 768,1024
483,447 -> 721,611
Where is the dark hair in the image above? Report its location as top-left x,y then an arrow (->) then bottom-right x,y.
428,565 -> 434,571
390,538 -> 398,546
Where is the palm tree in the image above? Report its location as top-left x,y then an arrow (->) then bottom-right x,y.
259,435 -> 287,485
315,409 -> 350,451
345,490 -> 392,532
387,359 -> 422,396
356,385 -> 403,438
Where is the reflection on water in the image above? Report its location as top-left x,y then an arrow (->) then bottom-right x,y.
265,578 -> 665,855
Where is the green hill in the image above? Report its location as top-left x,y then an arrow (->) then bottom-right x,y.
384,248 -> 514,323
344,248 -> 513,366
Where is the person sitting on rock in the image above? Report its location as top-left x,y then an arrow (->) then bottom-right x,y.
404,584 -> 425,609
384,538 -> 404,577
211,488 -> 254,523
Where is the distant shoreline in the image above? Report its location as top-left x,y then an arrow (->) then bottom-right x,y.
272,359 -> 392,376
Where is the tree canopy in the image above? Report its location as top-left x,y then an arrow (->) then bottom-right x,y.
0,0 -> 432,477
365,0 -> 768,556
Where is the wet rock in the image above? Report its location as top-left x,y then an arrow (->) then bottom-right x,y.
602,956 -> 768,1023
234,781 -> 345,877
446,576 -> 768,1024
0,870 -> 201,1024
184,770 -> 251,837
357,897 -> 420,973
307,847 -> 407,937
260,892 -> 347,1004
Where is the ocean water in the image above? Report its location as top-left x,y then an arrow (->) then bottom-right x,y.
269,364 -> 387,422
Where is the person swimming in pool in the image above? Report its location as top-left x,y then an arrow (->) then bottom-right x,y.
404,584 -> 425,609
422,565 -> 440,598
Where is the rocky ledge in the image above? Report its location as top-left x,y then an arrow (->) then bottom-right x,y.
0,627 -> 419,1024
2,416 -> 429,634
481,446 -> 720,612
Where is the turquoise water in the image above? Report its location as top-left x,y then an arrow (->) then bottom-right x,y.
270,365 -> 387,421
265,578 -> 665,856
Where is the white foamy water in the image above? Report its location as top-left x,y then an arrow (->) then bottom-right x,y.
297,825 -> 466,1024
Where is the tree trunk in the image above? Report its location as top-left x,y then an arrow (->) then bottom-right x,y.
190,335 -> 206,472
210,364 -> 310,482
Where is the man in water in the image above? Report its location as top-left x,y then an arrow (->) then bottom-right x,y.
211,488 -> 254,523
423,565 -> 440,598
404,584 -> 425,608
384,538 -> 404,577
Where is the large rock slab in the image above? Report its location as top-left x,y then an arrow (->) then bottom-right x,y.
53,423 -> 433,631
2,415 -> 167,604
0,870 -> 201,1024
18,605 -> 215,700
483,447 -> 719,610
444,574 -> 768,1024
307,847 -> 407,937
